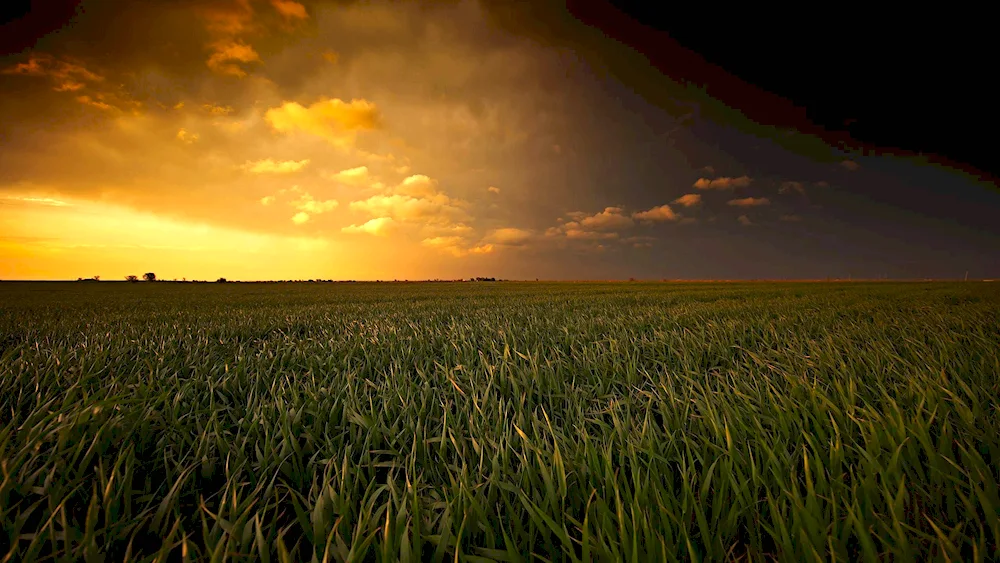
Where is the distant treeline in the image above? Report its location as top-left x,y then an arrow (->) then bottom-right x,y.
78,277 -> 510,283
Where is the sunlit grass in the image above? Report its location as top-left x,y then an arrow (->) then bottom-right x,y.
2,281 -> 998,561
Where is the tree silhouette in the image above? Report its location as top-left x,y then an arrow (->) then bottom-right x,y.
143,272 -> 156,282
125,275 -> 139,282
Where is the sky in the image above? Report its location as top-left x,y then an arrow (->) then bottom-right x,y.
1,0 -> 997,281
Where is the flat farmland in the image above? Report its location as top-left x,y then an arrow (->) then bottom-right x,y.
2,281 -> 999,561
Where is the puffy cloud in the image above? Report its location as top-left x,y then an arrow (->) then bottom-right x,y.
395,175 -> 438,198
206,40 -> 261,77
264,98 -> 381,146
176,129 -> 199,144
672,193 -> 701,207
342,217 -> 395,236
203,104 -> 235,116
260,195 -> 276,206
270,0 -> 308,20
325,166 -> 371,186
422,237 -> 494,257
632,204 -> 678,222
241,158 -> 310,174
348,173 -> 468,226
738,215 -> 753,226
579,206 -> 633,230
349,193 -> 465,224
485,227 -> 533,245
488,186 -> 501,194
693,176 -> 751,190
291,211 -> 310,224
778,181 -> 805,195
292,193 -> 338,214
727,197 -> 769,207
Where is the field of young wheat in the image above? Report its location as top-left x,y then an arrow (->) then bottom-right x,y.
2,281 -> 998,561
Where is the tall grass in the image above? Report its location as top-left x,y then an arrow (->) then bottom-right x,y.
2,281 -> 998,561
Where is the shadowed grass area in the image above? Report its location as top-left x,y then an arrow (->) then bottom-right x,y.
2,281 -> 999,561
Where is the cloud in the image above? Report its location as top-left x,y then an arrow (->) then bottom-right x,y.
815,181 -> 830,187
395,175 -> 439,198
2,53 -> 103,92
260,195 -> 276,206
700,165 -> 716,176
693,176 -> 751,190
348,174 -> 468,226
270,0 -> 308,20
488,186 -> 501,194
206,40 -> 261,77
326,166 -> 371,186
780,214 -> 802,222
422,236 -> 494,257
778,181 -> 805,195
242,158 -> 310,174
738,215 -> 753,226
291,193 -> 338,213
672,193 -> 701,207
840,160 -> 860,171
176,129 -> 199,144
485,227 -> 533,245
264,98 -> 381,146
203,104 -> 235,116
727,197 -> 770,207
633,204 -> 678,221
349,193 -> 465,224
342,217 -> 395,236
579,206 -> 633,230
1,195 -> 71,207
291,211 -> 310,224
322,50 -> 340,64
564,229 -> 619,240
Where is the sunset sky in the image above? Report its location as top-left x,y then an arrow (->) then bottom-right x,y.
2,0 -> 998,281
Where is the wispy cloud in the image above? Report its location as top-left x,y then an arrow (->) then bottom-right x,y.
672,193 -> 701,207
727,197 -> 770,207
694,175 -> 751,190
242,158 -> 311,174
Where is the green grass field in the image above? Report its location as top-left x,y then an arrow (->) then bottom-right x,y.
2,281 -> 999,561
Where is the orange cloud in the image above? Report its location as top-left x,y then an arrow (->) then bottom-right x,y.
421,236 -> 494,257
291,193 -> 338,214
727,197 -> 770,207
693,175 -> 751,189
349,193 -> 465,224
2,53 -> 103,89
271,0 -> 308,20
260,195 -> 276,205
342,217 -> 395,236
242,158 -> 310,174
738,215 -> 753,226
206,40 -> 261,77
579,207 -> 633,230
841,160 -> 860,171
672,193 -> 701,207
291,211 -> 310,224
203,104 -> 235,115
176,129 -> 199,144
325,166 -> 372,186
778,181 -> 805,195
633,204 -> 678,221
265,98 -> 381,146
